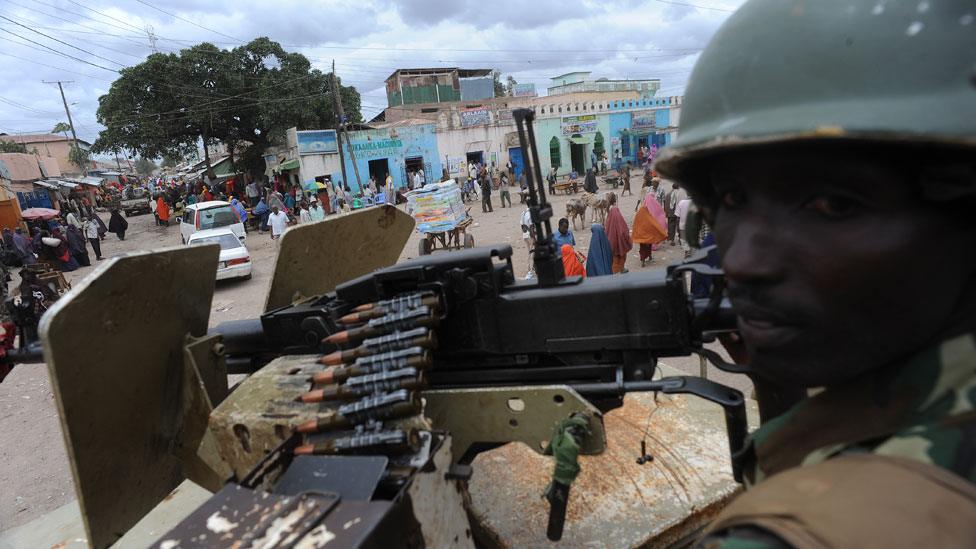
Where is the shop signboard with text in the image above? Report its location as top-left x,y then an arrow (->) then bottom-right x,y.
460,107 -> 491,127
632,112 -> 657,131
561,115 -> 597,135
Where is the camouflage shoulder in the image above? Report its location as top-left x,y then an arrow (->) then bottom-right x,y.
875,334 -> 976,481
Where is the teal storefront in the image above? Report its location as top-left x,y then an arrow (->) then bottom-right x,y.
340,124 -> 442,192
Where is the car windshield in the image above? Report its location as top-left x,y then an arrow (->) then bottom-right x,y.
189,234 -> 241,250
197,205 -> 238,230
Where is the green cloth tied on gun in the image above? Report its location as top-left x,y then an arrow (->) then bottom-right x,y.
543,414 -> 590,490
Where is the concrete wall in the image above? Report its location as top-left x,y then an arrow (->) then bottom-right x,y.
298,152 -> 342,186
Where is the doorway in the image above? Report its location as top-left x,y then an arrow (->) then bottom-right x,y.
405,156 -> 425,187
368,159 -> 390,189
507,147 -> 525,181
570,137 -> 585,176
466,151 -> 484,168
637,136 -> 649,150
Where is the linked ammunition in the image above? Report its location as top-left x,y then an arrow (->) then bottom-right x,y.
325,306 -> 438,346
353,292 -> 436,314
313,348 -> 430,384
298,370 -> 425,402
340,295 -> 440,324
293,428 -> 421,456
295,389 -> 421,433
319,327 -> 436,366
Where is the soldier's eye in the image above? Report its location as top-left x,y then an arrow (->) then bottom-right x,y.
804,195 -> 862,218
719,190 -> 745,209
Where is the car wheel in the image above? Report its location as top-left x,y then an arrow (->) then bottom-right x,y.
124,211 -> 130,217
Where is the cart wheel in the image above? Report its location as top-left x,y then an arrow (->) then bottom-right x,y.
464,233 -> 475,249
419,238 -> 431,255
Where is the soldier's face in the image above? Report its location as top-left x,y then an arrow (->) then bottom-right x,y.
710,148 -> 976,388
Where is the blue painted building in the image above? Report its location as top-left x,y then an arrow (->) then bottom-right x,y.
339,123 -> 442,192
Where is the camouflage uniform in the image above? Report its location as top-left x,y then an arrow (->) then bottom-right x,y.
701,334 -> 976,546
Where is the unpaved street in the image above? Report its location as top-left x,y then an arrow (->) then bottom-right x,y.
0,186 -> 750,532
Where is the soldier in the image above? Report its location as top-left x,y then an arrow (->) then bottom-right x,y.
653,0 -> 976,544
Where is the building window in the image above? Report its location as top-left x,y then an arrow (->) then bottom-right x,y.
593,131 -> 605,158
558,106 -> 562,112
599,104 -> 603,110
549,136 -> 561,169
583,104 -> 587,110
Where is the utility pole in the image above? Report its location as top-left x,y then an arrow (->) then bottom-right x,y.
331,60 -> 362,191
43,80 -> 81,172
146,25 -> 159,53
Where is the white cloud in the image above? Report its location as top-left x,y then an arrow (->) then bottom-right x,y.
0,0 -> 744,147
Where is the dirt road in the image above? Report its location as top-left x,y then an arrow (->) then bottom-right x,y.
0,184 -> 751,532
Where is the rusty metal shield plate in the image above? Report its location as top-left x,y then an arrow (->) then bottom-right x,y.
39,245 -> 219,548
264,206 -> 414,312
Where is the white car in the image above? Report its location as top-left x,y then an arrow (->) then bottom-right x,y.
186,228 -> 252,281
181,201 -> 246,244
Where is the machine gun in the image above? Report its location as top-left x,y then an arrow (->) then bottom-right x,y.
28,109 -> 752,548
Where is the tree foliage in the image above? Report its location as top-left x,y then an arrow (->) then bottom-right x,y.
93,37 -> 362,174
135,157 -> 156,175
51,122 -> 72,135
69,146 -> 90,171
0,141 -> 27,153
161,155 -> 178,168
492,71 -> 519,97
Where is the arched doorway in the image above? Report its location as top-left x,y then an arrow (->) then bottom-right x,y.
549,136 -> 561,170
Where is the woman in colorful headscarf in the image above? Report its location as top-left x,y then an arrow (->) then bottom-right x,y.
604,206 -> 632,274
585,224 -> 613,277
561,244 -> 586,278
631,193 -> 669,267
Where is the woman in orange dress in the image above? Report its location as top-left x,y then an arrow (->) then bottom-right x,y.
604,206 -> 632,273
561,244 -> 586,278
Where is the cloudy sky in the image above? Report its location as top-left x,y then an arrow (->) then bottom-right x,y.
0,0 -> 744,148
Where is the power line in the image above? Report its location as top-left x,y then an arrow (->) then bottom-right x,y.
0,14 -> 125,66
59,0 -> 149,34
0,48 -> 114,80
0,26 -> 118,71
133,0 -> 243,43
7,0 -> 149,48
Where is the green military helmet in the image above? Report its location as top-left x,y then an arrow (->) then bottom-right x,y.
654,0 -> 976,184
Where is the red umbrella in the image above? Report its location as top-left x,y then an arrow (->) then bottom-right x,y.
20,207 -> 60,220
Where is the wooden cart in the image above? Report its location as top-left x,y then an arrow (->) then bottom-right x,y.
554,179 -> 579,194
417,215 -> 474,255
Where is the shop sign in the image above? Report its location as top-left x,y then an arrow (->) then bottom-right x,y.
497,109 -> 513,122
513,83 -> 537,97
561,115 -> 597,135
351,138 -> 403,159
296,130 -> 338,155
632,112 -> 657,130
461,107 -> 491,127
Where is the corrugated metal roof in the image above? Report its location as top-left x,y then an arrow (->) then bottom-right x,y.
0,153 -> 42,182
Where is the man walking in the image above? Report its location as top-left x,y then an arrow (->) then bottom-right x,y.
246,179 -> 260,207
268,206 -> 288,241
498,172 -> 512,208
666,182 -> 686,245
83,217 -> 102,260
480,172 -> 493,213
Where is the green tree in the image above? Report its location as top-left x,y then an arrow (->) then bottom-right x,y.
69,146 -> 90,171
0,141 -> 27,153
492,70 -> 506,97
51,122 -> 72,136
93,37 -> 362,177
161,155 -> 178,168
505,75 -> 518,96
135,157 -> 156,175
